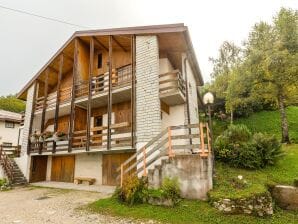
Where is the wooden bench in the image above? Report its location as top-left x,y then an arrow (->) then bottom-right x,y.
74,177 -> 96,185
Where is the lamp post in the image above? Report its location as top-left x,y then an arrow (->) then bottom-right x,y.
203,92 -> 215,174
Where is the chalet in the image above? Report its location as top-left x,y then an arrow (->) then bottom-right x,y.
9,24 -> 212,198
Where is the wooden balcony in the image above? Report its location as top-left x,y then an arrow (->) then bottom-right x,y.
29,122 -> 132,154
159,70 -> 186,105
35,86 -> 72,113
75,64 -> 132,99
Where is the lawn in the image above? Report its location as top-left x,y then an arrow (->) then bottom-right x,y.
88,145 -> 298,224
213,106 -> 298,143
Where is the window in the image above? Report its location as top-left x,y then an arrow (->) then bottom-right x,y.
97,53 -> 103,68
5,121 -> 15,128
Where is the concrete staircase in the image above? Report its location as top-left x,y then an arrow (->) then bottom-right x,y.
0,149 -> 27,186
9,159 -> 27,185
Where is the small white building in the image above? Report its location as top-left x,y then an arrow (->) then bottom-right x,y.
0,109 -> 22,147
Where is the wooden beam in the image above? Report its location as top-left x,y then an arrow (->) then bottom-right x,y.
93,37 -> 108,52
86,38 -> 94,151
27,81 -> 38,155
48,66 -> 58,74
53,54 -> 63,153
68,38 -> 78,152
107,35 -> 113,150
39,68 -> 49,154
112,36 -> 127,52
131,35 -> 136,149
62,53 -> 73,61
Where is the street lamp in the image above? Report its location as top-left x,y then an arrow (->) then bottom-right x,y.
203,92 -> 215,174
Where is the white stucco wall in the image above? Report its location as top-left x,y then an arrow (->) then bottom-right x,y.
0,121 -> 21,146
159,58 -> 173,74
15,83 -> 36,180
74,153 -> 103,185
45,153 -> 103,185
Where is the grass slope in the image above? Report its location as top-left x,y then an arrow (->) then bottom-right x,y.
209,144 -> 298,199
213,106 -> 298,142
88,145 -> 298,224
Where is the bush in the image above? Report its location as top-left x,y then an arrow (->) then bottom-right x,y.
161,177 -> 181,204
252,133 -> 283,168
114,176 -> 147,205
215,124 -> 282,169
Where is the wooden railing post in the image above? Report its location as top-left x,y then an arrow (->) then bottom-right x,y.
142,147 -> 147,176
167,127 -> 174,157
199,123 -> 207,157
120,164 -> 124,187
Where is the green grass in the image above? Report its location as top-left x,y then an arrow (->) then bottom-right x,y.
88,197 -> 298,224
213,106 -> 298,143
87,145 -> 298,224
209,144 -> 298,199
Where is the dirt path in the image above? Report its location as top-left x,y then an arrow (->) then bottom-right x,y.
0,186 -> 154,224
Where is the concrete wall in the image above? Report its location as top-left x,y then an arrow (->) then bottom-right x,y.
159,58 -> 173,74
74,153 -> 102,185
149,155 -> 213,200
14,83 -> 36,180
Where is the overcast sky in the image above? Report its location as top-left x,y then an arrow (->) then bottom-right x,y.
0,0 -> 297,96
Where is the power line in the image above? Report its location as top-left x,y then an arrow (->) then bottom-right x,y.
0,4 -> 90,29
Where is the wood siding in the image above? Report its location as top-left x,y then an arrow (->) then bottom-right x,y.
102,152 -> 134,185
30,156 -> 48,183
51,155 -> 75,182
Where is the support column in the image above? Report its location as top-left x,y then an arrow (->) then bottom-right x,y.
39,68 -> 49,154
130,35 -> 136,149
86,38 -> 94,151
135,36 -> 161,148
68,38 -> 78,152
26,82 -> 38,155
107,36 -> 113,150
53,54 -> 63,153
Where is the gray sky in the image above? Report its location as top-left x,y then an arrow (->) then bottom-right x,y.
0,0 -> 297,96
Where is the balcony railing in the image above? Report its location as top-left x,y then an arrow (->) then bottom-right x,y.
71,122 -> 132,149
75,64 -> 132,98
35,86 -> 72,112
159,70 -> 186,105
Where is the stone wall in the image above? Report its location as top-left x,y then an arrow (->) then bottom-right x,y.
135,35 -> 161,146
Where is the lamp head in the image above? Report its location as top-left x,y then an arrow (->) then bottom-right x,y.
203,92 -> 214,105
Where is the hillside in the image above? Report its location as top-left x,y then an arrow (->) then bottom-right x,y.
213,106 -> 298,143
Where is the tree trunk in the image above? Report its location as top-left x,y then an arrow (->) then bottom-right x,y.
230,110 -> 233,124
278,93 -> 290,144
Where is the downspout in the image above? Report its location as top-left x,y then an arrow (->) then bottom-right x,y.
183,55 -> 193,150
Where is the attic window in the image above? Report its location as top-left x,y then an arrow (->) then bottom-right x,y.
97,53 -> 103,68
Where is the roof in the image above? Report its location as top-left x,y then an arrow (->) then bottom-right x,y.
0,110 -> 22,123
17,23 -> 204,100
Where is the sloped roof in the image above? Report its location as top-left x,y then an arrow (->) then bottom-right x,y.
0,109 -> 22,122
17,23 -> 203,100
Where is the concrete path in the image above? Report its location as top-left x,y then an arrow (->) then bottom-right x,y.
0,186 -> 156,224
30,181 -> 116,194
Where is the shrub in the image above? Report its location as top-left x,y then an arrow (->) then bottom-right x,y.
161,177 -> 180,204
294,178 -> 298,187
252,133 -> 283,168
215,124 -> 282,169
114,176 -> 147,206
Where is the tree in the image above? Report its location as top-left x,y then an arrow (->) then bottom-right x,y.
209,41 -> 242,122
0,95 -> 26,113
245,8 -> 298,143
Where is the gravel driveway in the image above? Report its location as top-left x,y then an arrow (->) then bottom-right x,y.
0,186 -> 155,224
